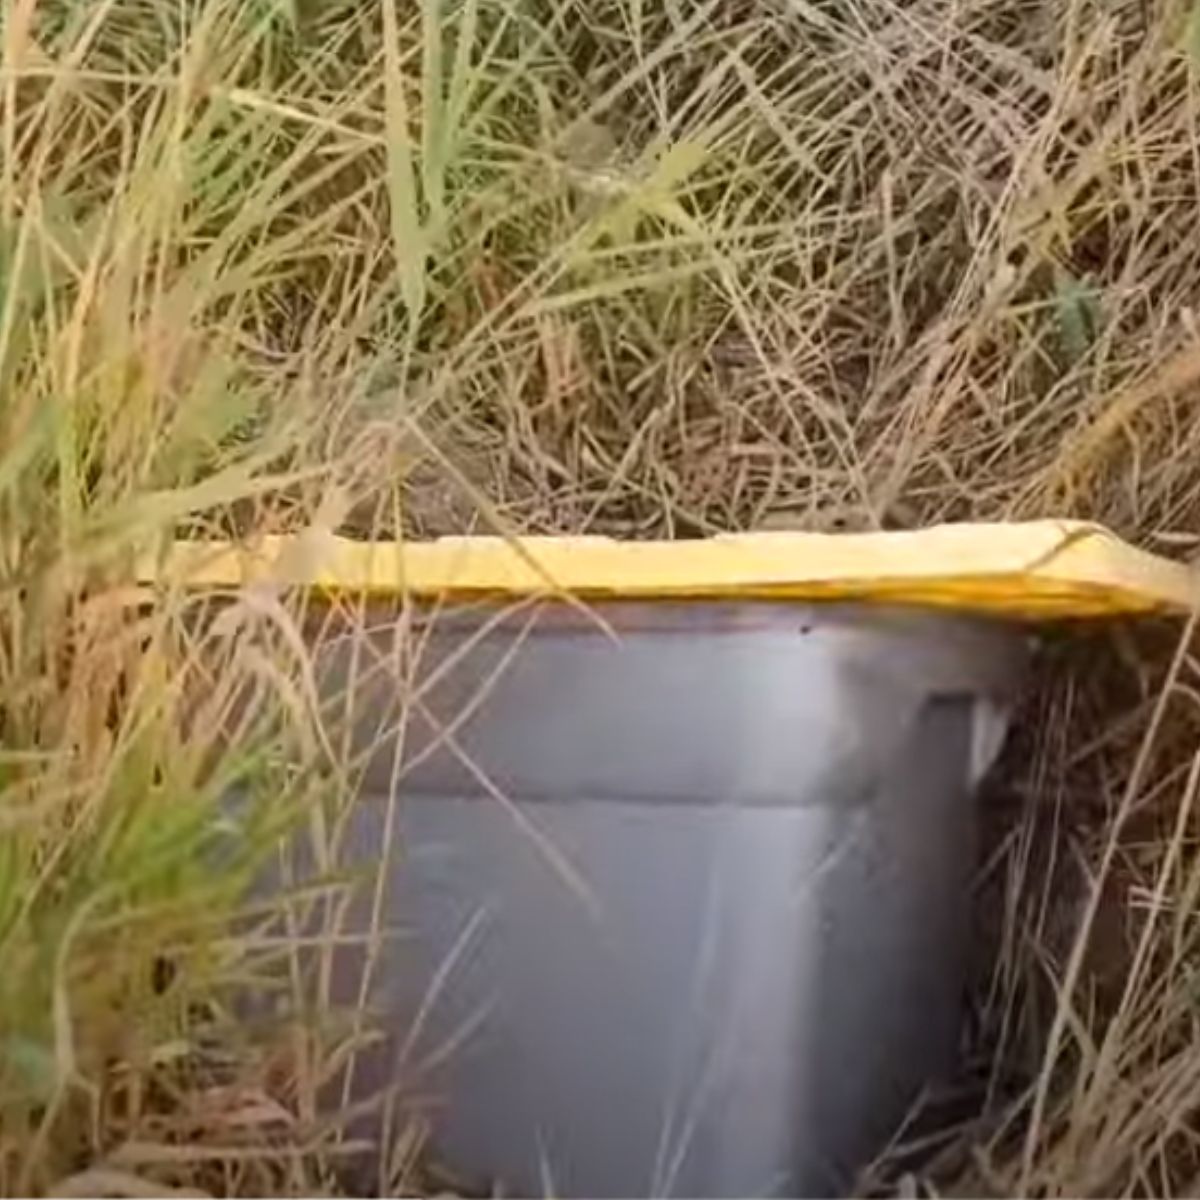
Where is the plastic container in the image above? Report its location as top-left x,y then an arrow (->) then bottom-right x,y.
326,601 -> 1026,1197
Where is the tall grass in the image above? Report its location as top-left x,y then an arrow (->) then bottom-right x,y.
6,0 -> 1200,1191
0,0 -> 408,1190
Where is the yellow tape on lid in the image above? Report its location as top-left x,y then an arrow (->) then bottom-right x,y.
143,520 -> 1200,619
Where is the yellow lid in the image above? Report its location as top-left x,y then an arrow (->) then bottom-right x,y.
141,520 -> 1200,619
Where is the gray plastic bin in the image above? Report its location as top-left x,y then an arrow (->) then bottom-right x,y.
326,601 -> 1025,1197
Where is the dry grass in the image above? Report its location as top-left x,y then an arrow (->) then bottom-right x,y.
856,620 -> 1200,1196
385,0 -> 1200,544
6,0 -> 1200,1192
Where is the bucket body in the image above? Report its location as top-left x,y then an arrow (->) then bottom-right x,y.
324,602 -> 1025,1196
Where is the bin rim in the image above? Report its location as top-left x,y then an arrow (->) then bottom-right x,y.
138,520 -> 1200,620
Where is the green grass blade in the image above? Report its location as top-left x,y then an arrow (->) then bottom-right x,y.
382,0 -> 427,326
